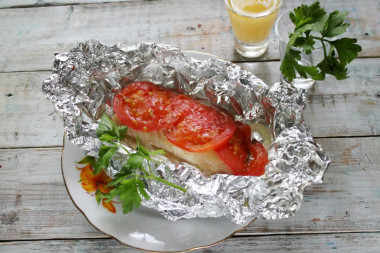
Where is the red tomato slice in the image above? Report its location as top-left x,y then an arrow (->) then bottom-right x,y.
245,141 -> 268,176
113,81 -> 178,131
214,124 -> 250,174
165,95 -> 236,152
215,123 -> 268,176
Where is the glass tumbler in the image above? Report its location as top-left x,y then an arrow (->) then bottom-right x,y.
225,0 -> 283,58
275,9 -> 326,89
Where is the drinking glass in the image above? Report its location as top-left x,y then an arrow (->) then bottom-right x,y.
225,0 -> 282,58
275,9 -> 325,89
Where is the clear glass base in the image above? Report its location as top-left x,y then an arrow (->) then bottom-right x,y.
234,38 -> 268,58
281,75 -> 315,90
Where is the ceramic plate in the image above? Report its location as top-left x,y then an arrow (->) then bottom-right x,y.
61,51 -> 255,252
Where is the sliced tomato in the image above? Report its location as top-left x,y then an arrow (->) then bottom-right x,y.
245,141 -> 268,176
215,123 -> 268,176
165,95 -> 236,152
112,81 -> 178,131
214,124 -> 250,174
113,81 -> 268,175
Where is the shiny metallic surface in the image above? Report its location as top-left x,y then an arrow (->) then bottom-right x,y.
42,40 -> 330,224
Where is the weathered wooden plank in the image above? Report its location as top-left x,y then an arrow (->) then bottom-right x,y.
240,58 -> 380,138
0,0 -> 378,72
1,58 -> 379,148
1,232 -> 380,252
0,72 -> 64,148
0,148 -> 102,239
0,137 -> 379,240
252,137 -> 380,235
0,0 -> 140,9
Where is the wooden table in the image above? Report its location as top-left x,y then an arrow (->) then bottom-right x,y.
1,0 -> 379,252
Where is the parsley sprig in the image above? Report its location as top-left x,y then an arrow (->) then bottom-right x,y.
280,1 -> 362,82
90,114 -> 187,214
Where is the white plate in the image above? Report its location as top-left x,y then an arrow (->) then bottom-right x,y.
62,134 -> 254,252
61,51 -> 255,252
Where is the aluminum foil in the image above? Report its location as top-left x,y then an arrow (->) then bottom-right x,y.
42,40 -> 330,224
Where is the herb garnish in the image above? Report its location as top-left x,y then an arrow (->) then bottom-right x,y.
84,114 -> 187,214
280,1 -> 362,82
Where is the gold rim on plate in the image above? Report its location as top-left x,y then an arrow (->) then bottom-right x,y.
61,132 -> 256,252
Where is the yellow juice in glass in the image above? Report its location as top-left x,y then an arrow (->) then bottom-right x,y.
225,0 -> 282,57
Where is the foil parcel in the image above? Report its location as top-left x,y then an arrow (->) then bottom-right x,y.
42,40 -> 330,224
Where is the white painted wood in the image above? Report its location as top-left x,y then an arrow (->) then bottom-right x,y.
0,72 -> 64,148
0,0 -> 139,8
0,0 -> 377,72
251,137 -> 380,234
240,58 -> 380,138
1,1 -> 379,251
1,233 -> 380,252
0,148 -> 102,239
0,137 -> 379,240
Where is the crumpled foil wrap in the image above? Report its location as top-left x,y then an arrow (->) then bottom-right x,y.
42,40 -> 330,224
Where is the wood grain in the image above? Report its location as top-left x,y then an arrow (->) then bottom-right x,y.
0,0 -> 378,72
0,0 -> 140,8
1,137 -> 379,240
1,233 -> 380,252
1,1 -> 379,251
0,147 -> 102,239
1,57 -> 379,148
241,58 -> 380,138
0,72 -> 64,148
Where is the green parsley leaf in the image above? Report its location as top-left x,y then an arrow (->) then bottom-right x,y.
317,51 -> 349,80
96,114 -> 128,142
99,133 -> 117,142
95,190 -> 110,206
96,114 -> 115,138
331,38 -> 361,65
95,191 -> 102,206
118,178 -> 142,213
77,155 -> 96,167
287,24 -> 316,48
136,141 -> 150,157
105,187 -> 120,202
149,149 -> 166,156
94,146 -> 118,174
322,11 -> 349,38
107,174 -> 127,187
116,125 -> 128,140
137,180 -> 150,200
126,153 -> 145,169
293,36 -> 315,55
280,49 -> 320,82
290,1 -> 326,29
280,50 -> 298,81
